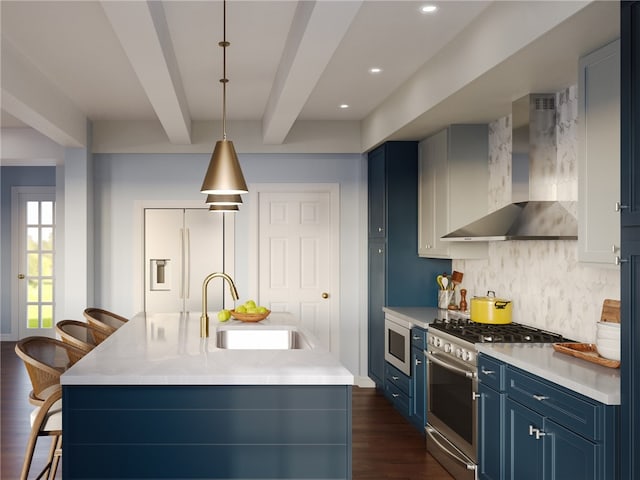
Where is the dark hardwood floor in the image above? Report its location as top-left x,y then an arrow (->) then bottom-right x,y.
1,341 -> 452,479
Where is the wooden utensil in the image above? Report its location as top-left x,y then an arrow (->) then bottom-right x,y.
600,299 -> 620,323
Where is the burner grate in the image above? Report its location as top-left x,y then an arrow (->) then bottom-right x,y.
429,318 -> 572,344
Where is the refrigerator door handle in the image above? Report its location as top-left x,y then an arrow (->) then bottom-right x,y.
179,228 -> 185,300
185,228 -> 191,299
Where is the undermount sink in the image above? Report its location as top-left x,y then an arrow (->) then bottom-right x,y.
216,328 -> 311,350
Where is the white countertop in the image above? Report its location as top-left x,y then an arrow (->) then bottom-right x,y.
477,343 -> 621,405
382,306 -> 468,329
61,312 -> 354,386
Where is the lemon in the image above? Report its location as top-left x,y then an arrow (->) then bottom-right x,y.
217,309 -> 231,322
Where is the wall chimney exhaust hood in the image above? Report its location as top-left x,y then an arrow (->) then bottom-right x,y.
442,94 -> 578,242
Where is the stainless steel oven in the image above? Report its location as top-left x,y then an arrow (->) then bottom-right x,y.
384,313 -> 411,376
426,329 -> 478,480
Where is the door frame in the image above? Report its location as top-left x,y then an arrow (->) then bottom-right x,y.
248,183 -> 340,354
10,186 -> 56,340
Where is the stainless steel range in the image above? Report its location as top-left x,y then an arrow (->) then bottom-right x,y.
425,315 -> 572,480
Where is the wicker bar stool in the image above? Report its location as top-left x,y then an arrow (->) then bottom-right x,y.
15,336 -> 86,480
55,319 -> 103,359
83,307 -> 128,344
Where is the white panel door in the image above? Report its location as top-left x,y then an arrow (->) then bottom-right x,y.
259,191 -> 333,350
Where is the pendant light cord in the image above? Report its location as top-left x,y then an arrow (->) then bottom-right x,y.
219,0 -> 230,141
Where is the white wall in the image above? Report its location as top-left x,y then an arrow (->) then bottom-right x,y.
92,152 -> 367,376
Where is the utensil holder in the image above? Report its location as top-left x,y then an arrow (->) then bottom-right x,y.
438,290 -> 454,309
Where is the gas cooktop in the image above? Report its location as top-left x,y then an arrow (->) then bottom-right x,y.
429,317 -> 573,344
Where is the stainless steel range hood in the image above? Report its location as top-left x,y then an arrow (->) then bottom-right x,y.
442,94 -> 578,242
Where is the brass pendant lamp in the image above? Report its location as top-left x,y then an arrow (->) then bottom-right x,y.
205,193 -> 243,206
200,0 -> 248,196
208,204 -> 240,213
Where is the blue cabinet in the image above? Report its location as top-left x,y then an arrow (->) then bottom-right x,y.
620,4 -> 640,478
478,354 -> 507,480
411,326 -> 427,431
63,384 -> 352,479
367,141 -> 450,387
384,362 -> 412,419
478,353 -> 619,480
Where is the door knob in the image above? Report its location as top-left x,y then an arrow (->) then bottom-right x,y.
17,274 -> 25,280
322,292 -> 329,299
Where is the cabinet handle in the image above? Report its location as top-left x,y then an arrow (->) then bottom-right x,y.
413,335 -> 421,340
615,202 -> 629,212
532,394 -> 549,401
472,392 -> 481,401
529,425 -> 546,440
392,393 -> 399,398
481,368 -> 495,375
378,227 -> 384,233
615,256 -> 628,266
415,358 -> 422,366
612,244 -> 619,253
378,248 -> 384,254
392,375 -> 399,381
426,244 -> 432,249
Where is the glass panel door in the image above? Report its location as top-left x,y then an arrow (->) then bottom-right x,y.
14,189 -> 56,338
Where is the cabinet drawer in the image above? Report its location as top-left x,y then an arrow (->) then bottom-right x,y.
506,367 -> 600,440
411,327 -> 427,350
385,362 -> 412,397
478,354 -> 505,392
384,382 -> 412,419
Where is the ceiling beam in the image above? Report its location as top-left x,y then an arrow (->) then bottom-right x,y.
101,0 -> 192,145
262,0 -> 362,145
1,38 -> 87,147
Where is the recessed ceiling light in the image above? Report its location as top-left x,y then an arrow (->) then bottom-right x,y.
339,104 -> 350,109
420,5 -> 438,14
369,67 -> 383,74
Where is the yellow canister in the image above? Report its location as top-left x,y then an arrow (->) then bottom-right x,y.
470,291 -> 513,324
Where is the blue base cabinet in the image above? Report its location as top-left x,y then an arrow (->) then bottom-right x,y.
478,354 -> 619,480
411,326 -> 427,432
63,384 -> 352,479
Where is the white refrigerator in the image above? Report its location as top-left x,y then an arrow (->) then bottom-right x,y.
144,208 -> 234,314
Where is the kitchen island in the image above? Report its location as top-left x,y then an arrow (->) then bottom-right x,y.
61,312 -> 354,479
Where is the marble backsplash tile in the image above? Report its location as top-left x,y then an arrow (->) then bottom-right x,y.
452,85 -> 620,343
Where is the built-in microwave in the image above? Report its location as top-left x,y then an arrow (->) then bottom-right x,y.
384,314 -> 412,376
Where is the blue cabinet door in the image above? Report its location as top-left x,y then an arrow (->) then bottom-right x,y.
543,418 -> 598,480
620,4 -> 640,478
411,345 -> 426,431
367,239 -> 385,386
505,398 -> 544,480
479,383 -> 504,480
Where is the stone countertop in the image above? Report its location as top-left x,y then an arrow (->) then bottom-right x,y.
61,312 -> 354,386
477,343 -> 620,405
382,306 -> 469,329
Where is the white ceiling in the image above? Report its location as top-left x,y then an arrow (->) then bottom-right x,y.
0,0 -> 620,156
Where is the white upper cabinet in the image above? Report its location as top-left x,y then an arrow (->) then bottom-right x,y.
418,125 -> 489,259
578,39 -> 620,264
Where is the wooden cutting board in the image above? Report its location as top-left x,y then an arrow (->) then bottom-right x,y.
600,299 -> 620,323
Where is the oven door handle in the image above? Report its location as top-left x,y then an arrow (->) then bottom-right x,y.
426,425 -> 477,473
426,350 -> 476,378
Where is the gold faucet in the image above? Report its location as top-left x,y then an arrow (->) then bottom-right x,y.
200,272 -> 239,337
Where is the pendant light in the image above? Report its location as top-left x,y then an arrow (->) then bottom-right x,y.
200,0 -> 248,195
208,204 -> 240,213
205,194 -> 243,206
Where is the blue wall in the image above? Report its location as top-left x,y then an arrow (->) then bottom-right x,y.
0,166 -> 56,334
